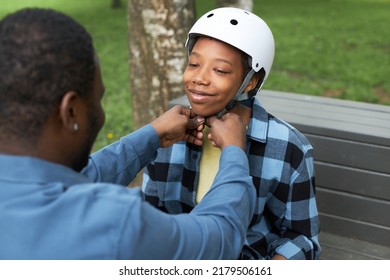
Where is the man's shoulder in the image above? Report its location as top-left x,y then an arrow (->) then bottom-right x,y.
62,182 -> 142,211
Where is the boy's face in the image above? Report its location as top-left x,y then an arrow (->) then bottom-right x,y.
183,37 -> 245,117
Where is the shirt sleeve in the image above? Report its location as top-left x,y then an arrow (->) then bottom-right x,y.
81,125 -> 160,186
269,148 -> 321,260
141,156 -> 166,211
119,146 -> 256,259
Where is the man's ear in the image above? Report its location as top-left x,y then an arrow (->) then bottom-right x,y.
59,91 -> 80,132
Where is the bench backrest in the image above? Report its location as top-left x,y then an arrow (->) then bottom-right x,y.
258,90 -> 390,248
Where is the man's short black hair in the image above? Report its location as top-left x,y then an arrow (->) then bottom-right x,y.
0,8 -> 95,142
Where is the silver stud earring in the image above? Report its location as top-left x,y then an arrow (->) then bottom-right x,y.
73,123 -> 79,131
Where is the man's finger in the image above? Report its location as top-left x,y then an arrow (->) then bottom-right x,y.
187,116 -> 205,130
206,116 -> 218,127
178,106 -> 192,118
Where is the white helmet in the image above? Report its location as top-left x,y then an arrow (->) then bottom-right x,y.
185,7 -> 275,117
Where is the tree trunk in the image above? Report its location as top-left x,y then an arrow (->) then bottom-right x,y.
215,0 -> 253,11
127,0 -> 195,129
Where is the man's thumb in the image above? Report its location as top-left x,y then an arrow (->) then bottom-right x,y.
188,116 -> 205,130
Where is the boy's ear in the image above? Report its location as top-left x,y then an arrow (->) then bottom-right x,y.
243,69 -> 266,93
244,74 -> 260,93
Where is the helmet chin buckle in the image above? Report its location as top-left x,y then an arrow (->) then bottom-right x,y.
226,100 -> 238,111
215,100 -> 238,119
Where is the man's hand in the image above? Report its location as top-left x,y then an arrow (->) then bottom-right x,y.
206,113 -> 246,150
151,106 -> 205,147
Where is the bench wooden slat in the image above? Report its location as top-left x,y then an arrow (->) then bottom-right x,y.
264,112 -> 390,146
306,134 -> 390,173
261,90 -> 390,113
289,122 -> 389,147
319,214 -> 390,247
266,109 -> 390,139
317,188 -> 390,227
315,162 -> 390,200
261,98 -> 390,128
319,231 -> 390,260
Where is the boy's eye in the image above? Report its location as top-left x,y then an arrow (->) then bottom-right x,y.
188,63 -> 198,68
215,69 -> 229,74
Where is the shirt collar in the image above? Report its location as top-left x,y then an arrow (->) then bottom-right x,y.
241,97 -> 269,143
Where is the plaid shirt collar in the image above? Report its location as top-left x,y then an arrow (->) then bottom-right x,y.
243,97 -> 268,143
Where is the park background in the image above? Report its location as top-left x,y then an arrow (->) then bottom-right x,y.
1,0 -> 389,151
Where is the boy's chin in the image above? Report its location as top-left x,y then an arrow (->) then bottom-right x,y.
190,106 -> 221,118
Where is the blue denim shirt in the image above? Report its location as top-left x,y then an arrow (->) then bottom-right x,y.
0,125 -> 255,259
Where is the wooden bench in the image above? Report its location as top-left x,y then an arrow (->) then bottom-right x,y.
169,90 -> 390,260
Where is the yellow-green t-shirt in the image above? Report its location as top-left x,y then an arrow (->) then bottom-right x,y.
196,126 -> 221,203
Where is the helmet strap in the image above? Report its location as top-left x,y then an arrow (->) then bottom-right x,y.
215,69 -> 255,119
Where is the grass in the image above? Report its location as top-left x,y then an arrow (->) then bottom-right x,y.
252,0 -> 390,104
1,0 -> 389,151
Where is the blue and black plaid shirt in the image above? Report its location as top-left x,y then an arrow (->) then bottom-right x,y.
142,97 -> 321,259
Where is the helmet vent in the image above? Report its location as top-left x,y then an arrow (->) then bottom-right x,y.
230,19 -> 238,25
207,13 -> 214,18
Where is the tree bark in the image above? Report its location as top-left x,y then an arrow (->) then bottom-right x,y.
127,0 -> 195,129
215,0 -> 253,11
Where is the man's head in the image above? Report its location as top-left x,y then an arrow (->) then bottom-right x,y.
0,8 -> 105,171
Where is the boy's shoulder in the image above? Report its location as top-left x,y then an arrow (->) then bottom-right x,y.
251,98 -> 312,150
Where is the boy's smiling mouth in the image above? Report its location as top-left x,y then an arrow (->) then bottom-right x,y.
187,88 -> 216,103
